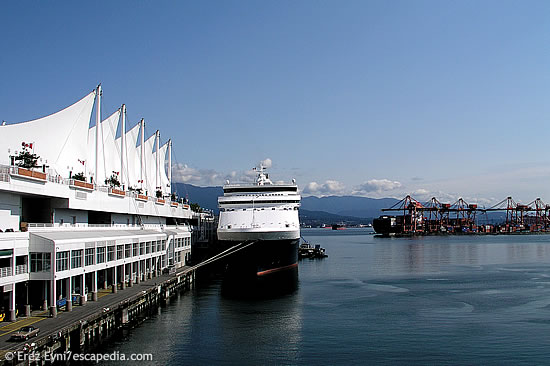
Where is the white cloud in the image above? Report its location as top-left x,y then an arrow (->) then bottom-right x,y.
302,180 -> 346,196
171,159 -> 278,186
172,163 -> 224,185
355,179 -> 402,194
259,158 -> 272,168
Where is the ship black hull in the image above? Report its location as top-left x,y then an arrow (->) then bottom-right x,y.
220,238 -> 299,298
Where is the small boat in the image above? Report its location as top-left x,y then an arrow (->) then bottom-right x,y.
298,238 -> 328,259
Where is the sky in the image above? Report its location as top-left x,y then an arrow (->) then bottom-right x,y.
1,0 -> 550,206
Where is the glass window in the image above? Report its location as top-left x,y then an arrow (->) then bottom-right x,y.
125,244 -> 131,258
97,247 -> 106,264
30,252 -> 51,272
107,246 -> 115,262
71,250 -> 82,269
117,245 -> 124,260
140,242 -> 145,255
133,243 -> 138,257
56,251 -> 69,271
85,248 -> 94,266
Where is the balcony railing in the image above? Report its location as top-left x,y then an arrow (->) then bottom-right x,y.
10,166 -> 47,182
15,264 -> 27,275
69,179 -> 94,190
108,187 -> 126,197
0,163 -> 191,211
0,267 -> 12,278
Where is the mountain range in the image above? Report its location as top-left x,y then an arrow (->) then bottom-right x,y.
172,183 -> 397,223
172,183 -> 509,226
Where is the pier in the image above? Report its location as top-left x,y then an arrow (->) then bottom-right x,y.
0,266 -> 195,365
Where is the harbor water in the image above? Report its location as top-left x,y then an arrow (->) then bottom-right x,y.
98,229 -> 550,365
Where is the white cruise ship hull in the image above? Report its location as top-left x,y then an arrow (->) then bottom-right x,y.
217,228 -> 299,241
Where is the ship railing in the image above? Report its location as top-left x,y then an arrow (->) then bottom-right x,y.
223,182 -> 297,187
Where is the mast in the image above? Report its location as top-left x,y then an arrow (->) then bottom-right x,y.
155,130 -> 160,196
94,84 -> 102,184
140,118 -> 145,192
120,104 -> 126,189
168,139 -> 172,198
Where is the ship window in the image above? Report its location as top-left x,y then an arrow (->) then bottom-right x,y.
243,209 -> 246,211
228,225 -> 232,229
272,208 -> 275,210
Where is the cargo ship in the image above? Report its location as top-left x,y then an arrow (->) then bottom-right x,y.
217,166 -> 301,294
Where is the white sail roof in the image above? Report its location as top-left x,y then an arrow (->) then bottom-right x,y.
100,109 -> 121,184
123,123 -> 141,189
143,133 -> 156,196
0,91 -> 96,177
86,109 -> 121,184
159,142 -> 170,195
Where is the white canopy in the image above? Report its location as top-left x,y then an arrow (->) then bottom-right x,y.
0,87 -> 172,194
159,142 -> 170,195
0,91 -> 96,177
143,133 -> 156,196
100,109 -> 121,184
122,123 -> 141,189
87,109 -> 121,184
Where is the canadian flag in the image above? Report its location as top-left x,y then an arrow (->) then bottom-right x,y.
21,142 -> 33,149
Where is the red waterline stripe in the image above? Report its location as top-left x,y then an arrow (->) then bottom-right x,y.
257,262 -> 298,276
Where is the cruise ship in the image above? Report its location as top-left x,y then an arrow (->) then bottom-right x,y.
217,166 -> 301,293
0,85 -> 194,319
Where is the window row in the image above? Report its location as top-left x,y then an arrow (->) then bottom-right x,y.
54,240 -> 167,271
175,237 -> 191,248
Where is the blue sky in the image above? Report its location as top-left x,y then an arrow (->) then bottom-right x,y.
1,0 -> 549,205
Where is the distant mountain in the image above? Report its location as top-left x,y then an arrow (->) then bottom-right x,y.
172,183 -> 223,213
172,184 -> 399,219
301,196 -> 399,218
299,209 -> 369,227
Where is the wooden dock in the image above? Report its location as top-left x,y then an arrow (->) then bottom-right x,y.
0,266 -> 195,365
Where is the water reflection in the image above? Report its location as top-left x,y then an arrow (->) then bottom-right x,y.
217,293 -> 302,365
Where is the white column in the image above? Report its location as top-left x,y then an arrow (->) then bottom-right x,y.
120,104 -> 126,188
121,264 -> 126,289
80,274 -> 87,305
65,277 -> 72,311
92,271 -> 98,301
9,288 -> 15,321
50,280 -> 56,305
95,84 -> 102,185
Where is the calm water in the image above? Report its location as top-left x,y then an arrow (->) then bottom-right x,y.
98,229 -> 550,365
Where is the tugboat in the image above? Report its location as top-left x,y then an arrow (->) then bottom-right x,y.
298,238 -> 328,259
